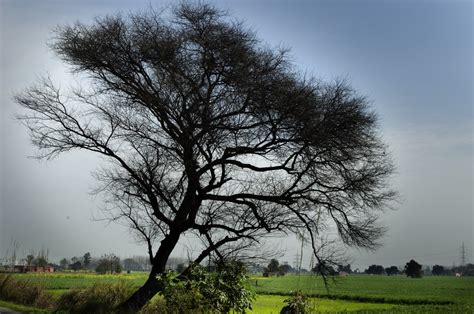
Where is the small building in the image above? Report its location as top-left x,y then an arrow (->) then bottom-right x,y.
13,265 -> 54,273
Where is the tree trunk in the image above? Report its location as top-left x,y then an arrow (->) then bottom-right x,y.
118,181 -> 201,312
117,231 -> 182,312
118,273 -> 163,312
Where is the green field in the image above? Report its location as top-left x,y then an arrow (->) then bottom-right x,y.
252,274 -> 474,305
7,272 -> 474,313
12,272 -> 146,290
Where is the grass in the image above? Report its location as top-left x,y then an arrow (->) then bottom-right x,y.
11,272 -> 147,290
6,272 -> 474,312
0,299 -> 47,313
250,295 -> 397,313
251,274 -> 474,306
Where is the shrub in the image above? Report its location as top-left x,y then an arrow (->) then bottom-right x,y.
157,260 -> 255,313
160,278 -> 208,314
139,299 -> 170,314
0,273 -> 54,309
280,291 -> 312,314
55,281 -> 133,313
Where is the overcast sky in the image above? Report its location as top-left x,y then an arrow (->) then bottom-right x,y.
1,0 -> 472,270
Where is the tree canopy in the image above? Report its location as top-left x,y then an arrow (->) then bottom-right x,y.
405,259 -> 422,278
365,264 -> 385,275
385,265 -> 399,276
431,265 -> 445,276
16,3 -> 395,310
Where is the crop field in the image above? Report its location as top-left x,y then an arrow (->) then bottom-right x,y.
8,272 -> 474,312
251,274 -> 474,305
250,275 -> 474,313
11,272 -> 146,290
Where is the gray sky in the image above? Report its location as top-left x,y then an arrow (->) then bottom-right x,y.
1,0 -> 472,270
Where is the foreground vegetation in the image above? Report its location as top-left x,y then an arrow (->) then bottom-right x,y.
2,272 -> 473,312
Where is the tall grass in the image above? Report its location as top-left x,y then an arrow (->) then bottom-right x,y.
0,273 -> 135,312
0,273 -> 55,309
55,281 -> 134,313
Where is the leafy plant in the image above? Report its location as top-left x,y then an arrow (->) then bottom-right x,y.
280,291 -> 312,314
158,260 -> 255,313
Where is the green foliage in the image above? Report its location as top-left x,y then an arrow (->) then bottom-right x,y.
280,291 -> 311,314
139,298 -> 170,314
176,263 -> 186,274
0,300 -> 49,313
0,273 -> 54,309
158,272 -> 208,314
210,260 -> 255,312
5,272 -> 474,312
55,281 -> 133,313
159,260 -> 255,313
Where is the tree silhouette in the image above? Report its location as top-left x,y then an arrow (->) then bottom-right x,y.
95,254 -> 121,274
365,264 -> 384,275
431,265 -> 445,276
83,252 -> 91,269
59,258 -> 69,270
405,259 -> 422,278
384,265 -> 399,276
267,259 -> 280,273
16,3 -> 395,311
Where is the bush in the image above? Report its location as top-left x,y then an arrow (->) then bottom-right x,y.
55,281 -> 133,313
160,278 -> 208,314
280,291 -> 312,314
156,260 -> 255,313
0,273 -> 54,309
139,299 -> 170,314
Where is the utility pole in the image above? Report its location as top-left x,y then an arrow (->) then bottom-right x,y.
460,242 -> 466,268
294,231 -> 304,274
294,252 -> 300,273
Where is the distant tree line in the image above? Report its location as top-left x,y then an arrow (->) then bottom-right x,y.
263,259 -> 294,277
3,248 -> 473,278
361,260 -> 474,277
55,254 -> 189,274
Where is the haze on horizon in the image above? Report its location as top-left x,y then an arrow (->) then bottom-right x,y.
0,0 -> 472,270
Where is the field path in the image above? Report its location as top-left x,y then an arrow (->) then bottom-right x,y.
0,307 -> 19,313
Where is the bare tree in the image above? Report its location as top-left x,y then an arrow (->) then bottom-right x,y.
16,3 -> 395,311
